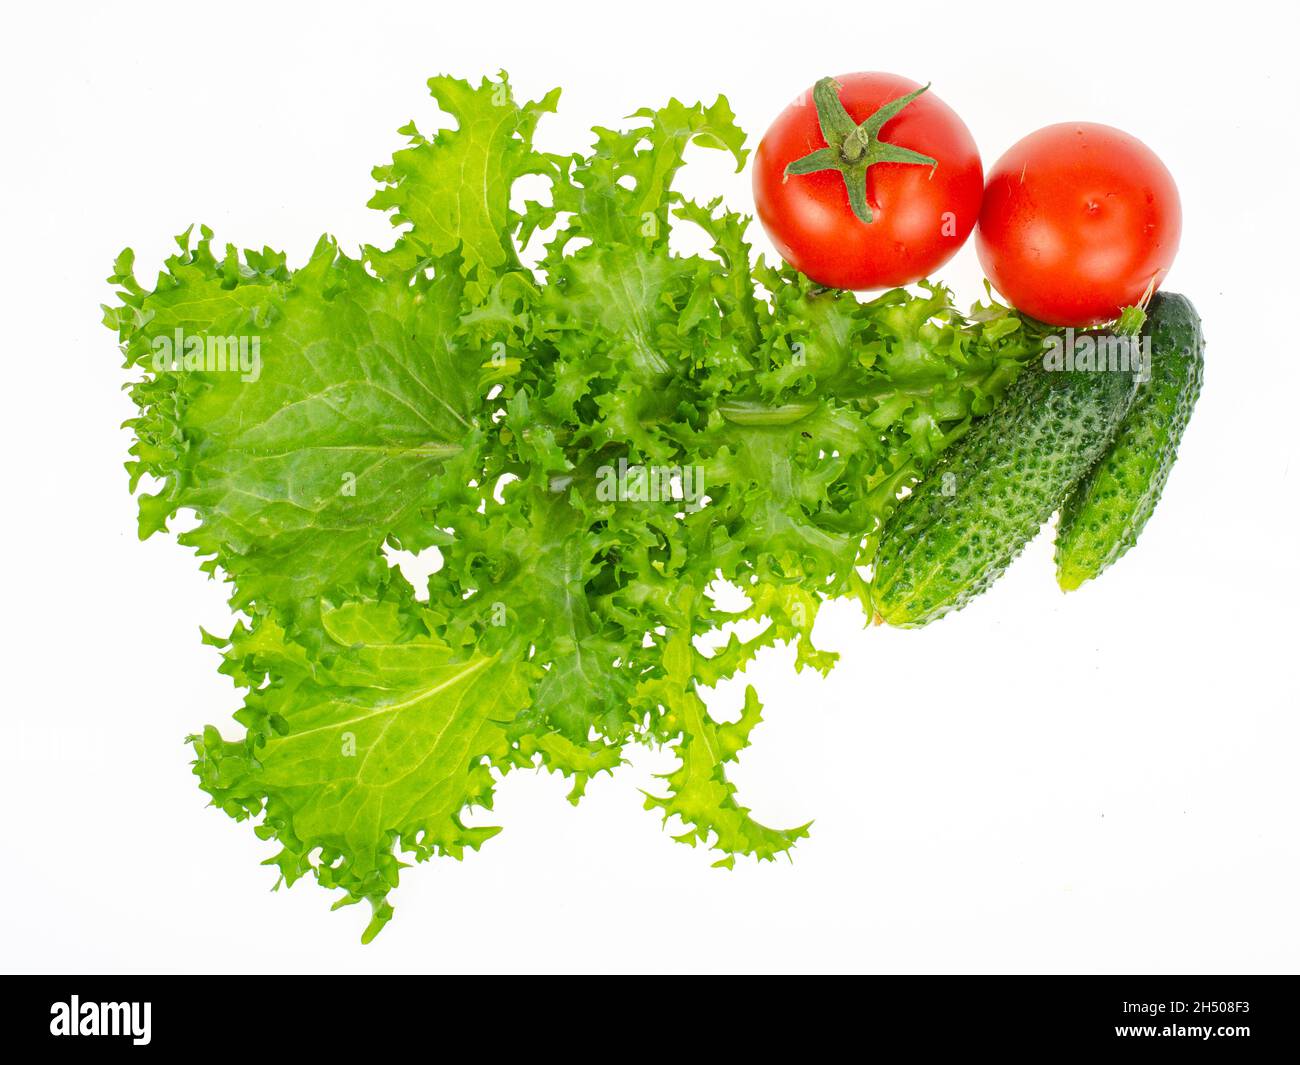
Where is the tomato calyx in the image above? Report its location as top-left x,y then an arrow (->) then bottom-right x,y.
784,77 -> 938,224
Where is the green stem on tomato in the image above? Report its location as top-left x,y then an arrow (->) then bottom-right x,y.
784,77 -> 938,224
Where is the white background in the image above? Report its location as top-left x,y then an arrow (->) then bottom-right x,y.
2,0 -> 1297,974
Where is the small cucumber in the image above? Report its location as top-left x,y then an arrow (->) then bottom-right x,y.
872,353 -> 1137,627
1055,292 -> 1204,590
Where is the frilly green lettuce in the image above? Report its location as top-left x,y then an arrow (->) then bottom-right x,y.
106,72 -> 1035,940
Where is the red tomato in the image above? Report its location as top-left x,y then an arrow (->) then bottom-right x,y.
753,72 -> 983,290
976,123 -> 1181,326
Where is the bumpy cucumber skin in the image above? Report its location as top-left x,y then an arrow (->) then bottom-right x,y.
1055,293 -> 1204,591
872,358 -> 1137,627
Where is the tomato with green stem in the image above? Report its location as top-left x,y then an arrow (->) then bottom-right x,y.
753,73 -> 983,290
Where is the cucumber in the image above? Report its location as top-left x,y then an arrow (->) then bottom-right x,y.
872,352 -> 1138,627
1055,292 -> 1204,590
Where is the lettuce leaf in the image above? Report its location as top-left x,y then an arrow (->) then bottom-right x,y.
107,72 -> 1036,938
